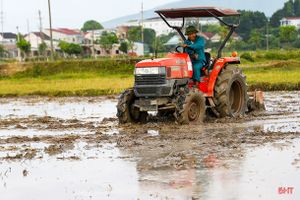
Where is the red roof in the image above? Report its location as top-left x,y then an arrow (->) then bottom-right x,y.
285,17 -> 300,20
202,32 -> 215,39
51,28 -> 82,35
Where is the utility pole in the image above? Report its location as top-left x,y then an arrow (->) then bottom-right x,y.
266,18 -> 269,51
16,26 -> 21,61
91,30 -> 95,59
141,2 -> 144,54
1,0 -> 4,45
196,18 -> 200,31
27,19 -> 32,57
27,19 -> 30,42
38,10 -> 44,42
47,0 -> 54,60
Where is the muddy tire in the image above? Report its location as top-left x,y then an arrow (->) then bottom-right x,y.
175,89 -> 206,125
213,65 -> 247,118
116,89 -> 148,124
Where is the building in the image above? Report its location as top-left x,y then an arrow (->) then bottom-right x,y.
44,28 -> 84,44
24,32 -> 56,56
116,26 -> 130,40
123,17 -> 220,36
0,33 -> 18,58
0,32 -> 17,45
84,29 -> 117,45
280,17 -> 300,28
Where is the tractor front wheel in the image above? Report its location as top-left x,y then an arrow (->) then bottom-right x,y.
175,89 -> 206,125
117,89 -> 148,124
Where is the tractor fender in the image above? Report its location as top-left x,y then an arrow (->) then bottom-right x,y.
206,57 -> 240,97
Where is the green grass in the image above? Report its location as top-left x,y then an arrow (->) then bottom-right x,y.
0,56 -> 298,97
241,61 -> 300,91
0,76 -> 134,97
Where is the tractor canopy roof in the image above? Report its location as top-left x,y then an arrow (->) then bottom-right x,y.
155,7 -> 240,18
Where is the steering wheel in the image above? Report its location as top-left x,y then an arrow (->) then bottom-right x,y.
175,45 -> 196,54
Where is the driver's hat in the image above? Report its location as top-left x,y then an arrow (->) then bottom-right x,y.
185,26 -> 199,35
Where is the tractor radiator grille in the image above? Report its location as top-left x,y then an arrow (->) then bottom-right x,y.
136,88 -> 157,95
135,74 -> 166,86
135,87 -> 172,96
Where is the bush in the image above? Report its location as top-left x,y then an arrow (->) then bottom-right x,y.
264,51 -> 290,60
248,50 -> 300,61
11,59 -> 142,78
241,52 -> 255,62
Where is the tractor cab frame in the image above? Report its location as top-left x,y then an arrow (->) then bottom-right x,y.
155,7 -> 240,59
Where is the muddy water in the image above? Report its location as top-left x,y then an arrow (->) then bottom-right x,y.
0,92 -> 299,200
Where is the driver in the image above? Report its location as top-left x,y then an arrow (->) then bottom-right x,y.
181,26 -> 206,85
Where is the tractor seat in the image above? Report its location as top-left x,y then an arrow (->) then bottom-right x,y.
201,52 -> 211,76
203,52 -> 211,69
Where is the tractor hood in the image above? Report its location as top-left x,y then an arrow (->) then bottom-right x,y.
135,53 -> 190,68
136,58 -> 178,67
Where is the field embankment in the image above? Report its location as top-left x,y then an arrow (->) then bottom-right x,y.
0,53 -> 299,97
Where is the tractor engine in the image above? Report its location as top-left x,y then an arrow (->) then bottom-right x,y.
134,53 -> 193,98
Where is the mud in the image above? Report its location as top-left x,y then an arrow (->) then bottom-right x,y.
0,91 -> 299,199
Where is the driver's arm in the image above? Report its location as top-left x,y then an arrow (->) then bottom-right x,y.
188,37 -> 205,51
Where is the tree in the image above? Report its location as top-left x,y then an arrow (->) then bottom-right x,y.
152,37 -> 165,57
59,41 -> 83,56
202,24 -> 221,34
284,0 -> 295,17
225,10 -> 268,40
249,30 -> 263,49
16,35 -> 31,58
119,41 -> 128,54
0,44 -> 6,57
279,25 -> 297,45
295,0 -> 300,15
97,31 -> 119,54
81,20 -> 103,32
127,26 -> 143,42
127,26 -> 156,51
270,9 -> 285,27
38,42 -> 47,56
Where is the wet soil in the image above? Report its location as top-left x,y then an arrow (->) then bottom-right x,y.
0,91 -> 299,200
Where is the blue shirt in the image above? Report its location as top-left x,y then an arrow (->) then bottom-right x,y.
184,36 -> 206,65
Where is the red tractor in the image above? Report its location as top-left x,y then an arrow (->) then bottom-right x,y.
117,7 -> 259,124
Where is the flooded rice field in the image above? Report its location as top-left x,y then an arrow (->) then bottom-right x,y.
0,91 -> 299,200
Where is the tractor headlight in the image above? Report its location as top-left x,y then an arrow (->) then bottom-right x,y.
135,67 -> 166,75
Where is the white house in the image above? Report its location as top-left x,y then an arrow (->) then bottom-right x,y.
280,17 -> 300,28
25,32 -> 50,49
0,33 -> 18,58
24,32 -> 60,56
123,17 -> 220,36
44,28 -> 84,44
0,32 -> 17,45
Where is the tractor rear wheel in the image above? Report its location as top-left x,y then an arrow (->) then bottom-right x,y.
213,65 -> 247,118
117,89 -> 148,124
175,89 -> 206,124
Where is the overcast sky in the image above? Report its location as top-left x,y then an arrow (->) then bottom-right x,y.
2,0 -> 175,33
